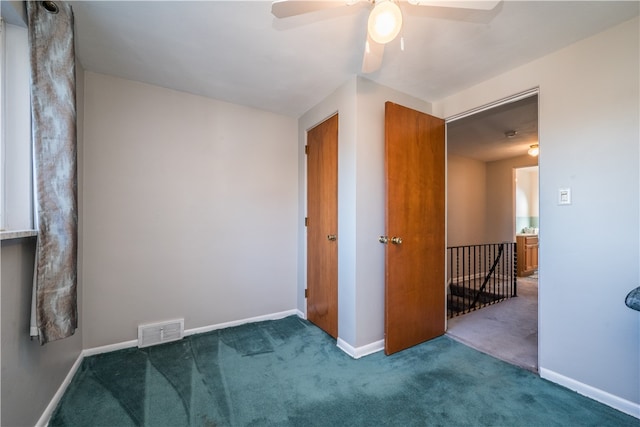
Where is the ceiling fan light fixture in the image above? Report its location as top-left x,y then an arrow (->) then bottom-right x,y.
528,144 -> 539,157
368,0 -> 403,44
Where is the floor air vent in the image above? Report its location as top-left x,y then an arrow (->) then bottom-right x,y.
137,319 -> 184,348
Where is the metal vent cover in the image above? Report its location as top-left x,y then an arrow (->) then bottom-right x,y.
137,319 -> 184,348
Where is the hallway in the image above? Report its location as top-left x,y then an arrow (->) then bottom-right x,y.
446,276 -> 538,372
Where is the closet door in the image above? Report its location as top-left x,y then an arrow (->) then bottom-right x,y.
306,114 -> 338,338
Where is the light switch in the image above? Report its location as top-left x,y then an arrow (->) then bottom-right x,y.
558,188 -> 571,205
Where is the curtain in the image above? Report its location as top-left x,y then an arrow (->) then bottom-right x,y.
27,1 -> 78,344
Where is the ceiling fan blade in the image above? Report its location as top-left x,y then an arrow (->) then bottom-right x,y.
272,1 -> 352,18
406,0 -> 501,10
362,33 -> 385,74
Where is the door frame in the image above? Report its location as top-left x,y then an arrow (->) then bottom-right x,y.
303,112 -> 340,330
443,87 -> 540,360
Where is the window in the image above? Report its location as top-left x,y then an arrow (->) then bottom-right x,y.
1,18 -> 33,232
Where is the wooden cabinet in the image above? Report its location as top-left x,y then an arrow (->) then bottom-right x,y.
517,235 -> 538,277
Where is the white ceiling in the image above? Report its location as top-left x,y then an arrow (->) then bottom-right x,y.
71,1 -> 639,119
448,94 -> 538,162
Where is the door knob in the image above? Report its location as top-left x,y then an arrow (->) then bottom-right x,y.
391,236 -> 403,245
327,234 -> 337,241
379,236 -> 389,244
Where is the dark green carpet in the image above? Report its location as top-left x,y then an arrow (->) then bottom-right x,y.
50,316 -> 636,426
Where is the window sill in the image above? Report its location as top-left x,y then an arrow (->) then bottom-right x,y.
0,229 -> 38,241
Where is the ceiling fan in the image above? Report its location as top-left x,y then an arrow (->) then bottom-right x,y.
271,0 -> 501,73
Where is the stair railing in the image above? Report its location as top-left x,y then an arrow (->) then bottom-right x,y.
447,242 -> 517,318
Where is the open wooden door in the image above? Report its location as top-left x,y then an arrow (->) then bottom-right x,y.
306,114 -> 338,338
384,102 -> 445,355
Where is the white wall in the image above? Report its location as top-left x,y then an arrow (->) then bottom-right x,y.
515,168 -> 531,218
515,167 -> 539,216
434,17 -> 640,414
516,166 -> 539,233
528,168 -> 539,217
1,238 -> 84,427
298,77 -> 432,349
82,72 -> 298,348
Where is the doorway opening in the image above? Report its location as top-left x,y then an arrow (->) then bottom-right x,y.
444,91 -> 539,372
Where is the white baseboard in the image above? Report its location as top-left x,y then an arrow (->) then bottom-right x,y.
39,309 -> 304,426
82,339 -> 138,357
539,367 -> 640,419
81,309 -> 302,358
337,337 -> 385,359
35,351 -> 84,427
184,309 -> 301,336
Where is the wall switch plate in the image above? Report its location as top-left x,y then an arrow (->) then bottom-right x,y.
558,188 -> 571,205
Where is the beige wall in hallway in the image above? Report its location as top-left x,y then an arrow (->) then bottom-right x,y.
485,155 -> 538,243
447,154 -> 488,246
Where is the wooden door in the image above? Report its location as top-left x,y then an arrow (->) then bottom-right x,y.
307,114 -> 338,338
384,102 -> 445,355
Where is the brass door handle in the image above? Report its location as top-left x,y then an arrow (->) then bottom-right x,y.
379,236 -> 389,244
391,236 -> 403,245
327,234 -> 337,241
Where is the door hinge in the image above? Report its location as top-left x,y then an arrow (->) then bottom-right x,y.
304,289 -> 308,298
304,145 -> 309,155
305,217 -> 308,227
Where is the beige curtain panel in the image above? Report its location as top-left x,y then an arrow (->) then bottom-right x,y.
27,0 -> 78,344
